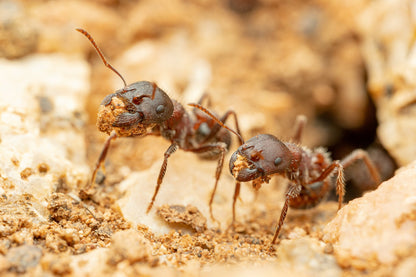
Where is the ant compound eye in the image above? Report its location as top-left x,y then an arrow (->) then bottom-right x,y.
156,104 -> 165,114
274,157 -> 282,166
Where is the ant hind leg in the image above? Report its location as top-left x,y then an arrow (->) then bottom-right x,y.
341,149 -> 381,186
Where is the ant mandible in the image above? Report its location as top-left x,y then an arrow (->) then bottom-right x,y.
76,28 -> 243,222
190,104 -> 381,244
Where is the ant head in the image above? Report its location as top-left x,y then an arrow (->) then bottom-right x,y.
97,81 -> 174,137
229,134 -> 292,182
112,81 -> 174,125
77,28 -> 174,135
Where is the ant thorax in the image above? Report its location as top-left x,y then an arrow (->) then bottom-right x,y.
287,144 -> 332,186
159,100 -> 192,147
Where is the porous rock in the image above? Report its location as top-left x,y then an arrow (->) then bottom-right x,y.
107,229 -> 155,265
323,160 -> 416,268
358,0 -> 416,166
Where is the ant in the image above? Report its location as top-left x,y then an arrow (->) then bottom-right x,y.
190,104 -> 381,244
76,28 -> 242,222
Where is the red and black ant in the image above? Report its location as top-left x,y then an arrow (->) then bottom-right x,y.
190,104 -> 381,244
76,28 -> 242,221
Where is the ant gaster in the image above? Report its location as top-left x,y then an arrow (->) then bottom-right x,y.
77,28 -> 242,221
190,104 -> 381,244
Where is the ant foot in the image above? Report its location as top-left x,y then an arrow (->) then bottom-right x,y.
225,221 -> 237,233
146,202 -> 154,214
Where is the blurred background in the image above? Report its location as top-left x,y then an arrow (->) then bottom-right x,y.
3,0 -> 416,209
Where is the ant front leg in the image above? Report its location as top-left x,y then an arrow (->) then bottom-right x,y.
146,143 -> 178,213
84,131 -> 117,195
187,142 -> 228,224
271,183 -> 302,244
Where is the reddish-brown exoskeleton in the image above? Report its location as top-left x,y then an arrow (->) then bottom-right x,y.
77,28 -> 242,221
190,104 -> 381,244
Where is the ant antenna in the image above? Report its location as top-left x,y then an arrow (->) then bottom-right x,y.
76,28 -> 127,88
189,103 -> 244,145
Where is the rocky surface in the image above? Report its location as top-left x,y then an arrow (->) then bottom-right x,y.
324,160 -> 416,269
0,54 -> 90,198
358,0 -> 416,166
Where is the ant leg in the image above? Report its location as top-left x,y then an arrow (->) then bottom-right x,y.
219,110 -> 243,142
313,150 -> 381,210
197,93 -> 211,107
231,181 -> 241,229
146,143 -> 178,213
189,104 -> 244,145
291,115 -> 307,144
271,183 -> 302,244
310,161 -> 345,210
341,149 -> 381,186
88,131 -> 117,190
186,142 -> 227,223
202,110 -> 243,145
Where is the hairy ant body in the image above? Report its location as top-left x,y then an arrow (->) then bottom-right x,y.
191,104 -> 381,244
77,29 -> 242,221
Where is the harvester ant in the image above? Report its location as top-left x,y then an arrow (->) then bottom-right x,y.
190,104 -> 381,244
77,28 -> 242,221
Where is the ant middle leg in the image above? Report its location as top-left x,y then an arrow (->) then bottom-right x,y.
291,115 -> 307,144
204,110 -> 243,145
186,142 -> 228,224
219,110 -> 242,142
146,143 -> 178,213
189,103 -> 244,145
197,93 -> 212,107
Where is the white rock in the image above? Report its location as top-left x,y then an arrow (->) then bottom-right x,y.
0,54 -> 90,198
117,149 -> 255,233
358,0 -> 416,166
